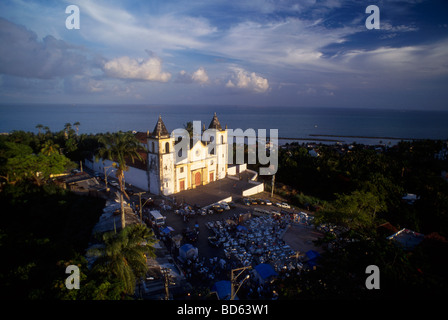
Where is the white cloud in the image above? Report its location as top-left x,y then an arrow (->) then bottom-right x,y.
337,39 -> 448,77
103,55 -> 171,82
226,67 -> 270,93
75,0 -> 215,54
175,67 -> 209,84
191,67 -> 209,84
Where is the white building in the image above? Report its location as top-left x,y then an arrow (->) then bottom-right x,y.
86,113 -> 229,196
145,113 -> 228,195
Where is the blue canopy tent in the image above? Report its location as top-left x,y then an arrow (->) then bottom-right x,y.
211,280 -> 236,300
305,250 -> 320,261
161,226 -> 175,234
305,250 -> 321,269
254,263 -> 278,283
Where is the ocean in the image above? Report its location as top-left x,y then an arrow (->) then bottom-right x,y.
1,104 -> 447,145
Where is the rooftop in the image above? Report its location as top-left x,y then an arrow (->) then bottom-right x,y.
152,115 -> 170,138
208,112 -> 223,131
387,228 -> 424,250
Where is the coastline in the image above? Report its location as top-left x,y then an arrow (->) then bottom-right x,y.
309,134 -> 418,141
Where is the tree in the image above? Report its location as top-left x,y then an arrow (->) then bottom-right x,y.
40,140 -> 60,156
96,132 -> 144,230
73,122 -> 80,137
88,224 -> 156,297
315,190 -> 386,232
3,152 -> 73,186
183,121 -> 194,137
35,124 -> 44,137
64,123 -> 72,139
43,126 -> 50,135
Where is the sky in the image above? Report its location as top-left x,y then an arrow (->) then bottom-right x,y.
0,0 -> 447,110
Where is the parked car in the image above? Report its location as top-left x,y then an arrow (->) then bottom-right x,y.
243,198 -> 251,206
265,199 -> 272,206
212,204 -> 224,213
228,201 -> 236,208
250,199 -> 258,205
281,202 -> 291,208
257,199 -> 265,205
219,202 -> 231,210
276,202 -> 290,209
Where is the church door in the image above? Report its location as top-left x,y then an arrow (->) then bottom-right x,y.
195,172 -> 201,186
179,179 -> 185,191
209,172 -> 214,182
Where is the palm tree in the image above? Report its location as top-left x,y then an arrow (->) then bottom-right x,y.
35,124 -> 44,136
73,121 -> 80,137
41,140 -> 60,156
96,131 -> 144,230
64,123 -> 72,139
183,121 -> 194,137
43,126 -> 51,137
89,224 -> 156,297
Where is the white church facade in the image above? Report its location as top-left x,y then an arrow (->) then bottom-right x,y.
86,113 -> 229,196
145,113 -> 229,195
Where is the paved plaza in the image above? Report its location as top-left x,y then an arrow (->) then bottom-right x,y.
172,170 -> 257,208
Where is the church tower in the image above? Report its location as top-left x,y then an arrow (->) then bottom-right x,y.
207,112 -> 228,180
147,115 -> 175,195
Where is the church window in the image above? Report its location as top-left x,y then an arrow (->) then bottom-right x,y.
165,142 -> 170,153
221,135 -> 224,144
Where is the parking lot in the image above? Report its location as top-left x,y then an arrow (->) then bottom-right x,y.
144,194 -> 323,294
82,168 -> 323,297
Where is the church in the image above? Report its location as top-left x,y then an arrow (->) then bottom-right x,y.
86,113 -> 229,196
143,113 -> 229,195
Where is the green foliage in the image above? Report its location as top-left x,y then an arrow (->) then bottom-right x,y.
276,140 -> 448,236
96,131 -> 145,229
315,190 -> 386,232
88,224 -> 156,297
0,182 -> 105,299
3,151 -> 74,185
274,139 -> 448,299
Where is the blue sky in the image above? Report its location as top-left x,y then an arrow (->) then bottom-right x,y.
0,0 -> 447,110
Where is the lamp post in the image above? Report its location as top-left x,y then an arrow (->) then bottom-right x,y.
230,266 -> 251,300
103,163 -> 116,192
135,191 -> 153,224
103,162 -> 115,191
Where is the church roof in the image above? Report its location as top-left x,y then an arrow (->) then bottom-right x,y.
152,115 -> 170,138
208,112 -> 223,131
